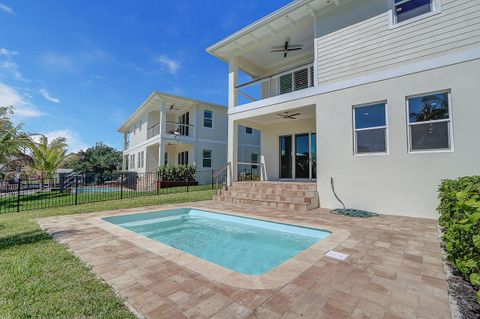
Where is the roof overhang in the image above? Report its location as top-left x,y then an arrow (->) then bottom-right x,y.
206,0 -> 337,75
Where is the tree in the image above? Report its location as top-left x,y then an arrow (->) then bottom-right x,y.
67,143 -> 122,183
28,136 -> 68,182
0,106 -> 32,168
409,94 -> 449,122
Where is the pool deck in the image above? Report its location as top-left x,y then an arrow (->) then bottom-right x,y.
38,201 -> 451,319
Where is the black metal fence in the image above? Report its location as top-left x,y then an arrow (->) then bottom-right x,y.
0,170 -> 220,214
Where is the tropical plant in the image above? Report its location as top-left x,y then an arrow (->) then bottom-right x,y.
0,106 -> 32,167
410,94 -> 449,122
28,136 -> 68,183
158,164 -> 196,181
66,143 -> 122,183
438,176 -> 480,304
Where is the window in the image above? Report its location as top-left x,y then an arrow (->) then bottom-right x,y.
178,151 -> 189,165
124,155 -> 129,171
203,110 -> 213,128
137,151 -> 144,168
245,127 -> 253,134
251,153 -> 259,169
202,150 -> 212,168
392,0 -> 438,25
130,154 -> 135,169
407,91 -> 451,152
353,102 -> 388,154
164,152 -> 168,166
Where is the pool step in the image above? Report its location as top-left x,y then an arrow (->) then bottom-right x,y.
213,181 -> 319,211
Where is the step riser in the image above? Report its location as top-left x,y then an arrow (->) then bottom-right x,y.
218,191 -> 311,204
232,182 -> 317,191
224,188 -> 316,197
213,195 -> 309,212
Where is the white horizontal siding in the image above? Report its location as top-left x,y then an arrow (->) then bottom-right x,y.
316,0 -> 480,84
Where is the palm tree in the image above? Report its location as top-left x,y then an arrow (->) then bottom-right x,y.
28,136 -> 68,187
0,106 -> 32,168
409,94 -> 449,122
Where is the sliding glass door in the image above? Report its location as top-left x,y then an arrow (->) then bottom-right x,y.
279,132 -> 316,180
279,135 -> 292,179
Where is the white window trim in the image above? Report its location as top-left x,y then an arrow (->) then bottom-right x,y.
202,108 -> 214,129
388,0 -> 442,29
202,149 -> 212,168
352,101 -> 389,156
406,90 -> 454,154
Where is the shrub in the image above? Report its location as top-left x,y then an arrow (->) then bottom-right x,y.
158,164 -> 196,181
438,176 -> 480,304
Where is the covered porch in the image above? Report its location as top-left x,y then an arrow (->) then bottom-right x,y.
230,104 -> 317,182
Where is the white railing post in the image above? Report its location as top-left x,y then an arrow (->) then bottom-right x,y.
228,57 -> 239,109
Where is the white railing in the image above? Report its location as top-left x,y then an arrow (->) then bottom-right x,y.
166,122 -> 193,137
147,123 -> 160,139
236,63 -> 314,106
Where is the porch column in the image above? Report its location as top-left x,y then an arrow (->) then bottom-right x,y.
159,140 -> 165,167
228,56 -> 238,109
159,101 -> 166,137
227,118 -> 238,185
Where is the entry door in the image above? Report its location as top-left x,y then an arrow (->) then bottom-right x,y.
295,134 -> 310,179
178,112 -> 189,136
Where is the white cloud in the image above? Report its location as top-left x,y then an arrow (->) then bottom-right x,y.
40,129 -> 88,153
154,55 -> 180,75
0,82 -> 45,117
0,3 -> 14,15
39,88 -> 60,103
0,47 -> 24,81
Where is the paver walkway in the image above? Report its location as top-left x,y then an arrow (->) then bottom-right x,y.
38,201 -> 451,319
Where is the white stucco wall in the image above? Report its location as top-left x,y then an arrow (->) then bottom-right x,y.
315,59 -> 480,218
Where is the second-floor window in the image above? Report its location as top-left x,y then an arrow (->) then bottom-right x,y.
203,110 -> 213,128
392,0 -> 438,25
353,102 -> 388,154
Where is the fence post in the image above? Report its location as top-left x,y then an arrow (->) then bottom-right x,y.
16,178 -> 21,212
211,170 -> 214,190
74,175 -> 78,205
120,173 -> 124,199
186,178 -> 189,192
156,171 -> 160,195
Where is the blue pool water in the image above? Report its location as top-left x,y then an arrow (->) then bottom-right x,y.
104,208 -> 330,275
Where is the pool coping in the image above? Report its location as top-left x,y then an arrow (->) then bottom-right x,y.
88,204 -> 350,290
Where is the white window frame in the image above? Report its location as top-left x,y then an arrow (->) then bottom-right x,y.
352,101 -> 389,156
389,0 -> 442,29
202,149 -> 212,168
203,109 -> 214,129
130,154 -> 135,169
406,90 -> 453,154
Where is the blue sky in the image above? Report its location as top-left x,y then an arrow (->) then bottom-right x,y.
0,1 -> 291,151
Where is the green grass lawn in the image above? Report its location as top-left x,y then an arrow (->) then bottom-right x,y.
0,190 -> 215,318
0,184 -> 214,214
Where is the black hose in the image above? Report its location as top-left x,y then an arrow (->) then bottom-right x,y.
330,177 -> 346,209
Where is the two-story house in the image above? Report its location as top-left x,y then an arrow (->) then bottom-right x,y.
119,92 -> 260,176
208,0 -> 480,218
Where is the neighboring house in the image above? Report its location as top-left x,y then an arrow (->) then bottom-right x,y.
118,92 -> 259,175
207,0 -> 480,218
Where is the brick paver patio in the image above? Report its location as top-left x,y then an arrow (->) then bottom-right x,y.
38,201 -> 451,319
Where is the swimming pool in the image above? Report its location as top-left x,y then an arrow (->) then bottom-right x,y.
104,208 -> 330,275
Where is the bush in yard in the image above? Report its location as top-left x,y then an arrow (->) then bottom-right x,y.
438,176 -> 480,304
158,164 -> 196,181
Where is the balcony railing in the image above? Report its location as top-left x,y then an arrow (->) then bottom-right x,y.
166,122 -> 193,137
147,123 -> 160,139
236,62 -> 314,106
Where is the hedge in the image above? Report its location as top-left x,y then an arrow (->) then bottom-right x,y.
438,176 -> 480,304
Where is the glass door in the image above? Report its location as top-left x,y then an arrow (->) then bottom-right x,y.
295,134 -> 310,179
279,135 -> 292,178
311,133 -> 316,179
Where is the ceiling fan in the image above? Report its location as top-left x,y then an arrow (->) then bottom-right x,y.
270,40 -> 302,58
277,111 -> 300,120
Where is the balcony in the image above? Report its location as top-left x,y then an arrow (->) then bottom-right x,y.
147,123 -> 160,139
236,63 -> 314,107
166,122 -> 193,137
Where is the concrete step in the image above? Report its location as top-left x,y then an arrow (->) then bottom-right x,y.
213,195 -> 311,211
217,190 -> 311,204
232,181 -> 317,192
